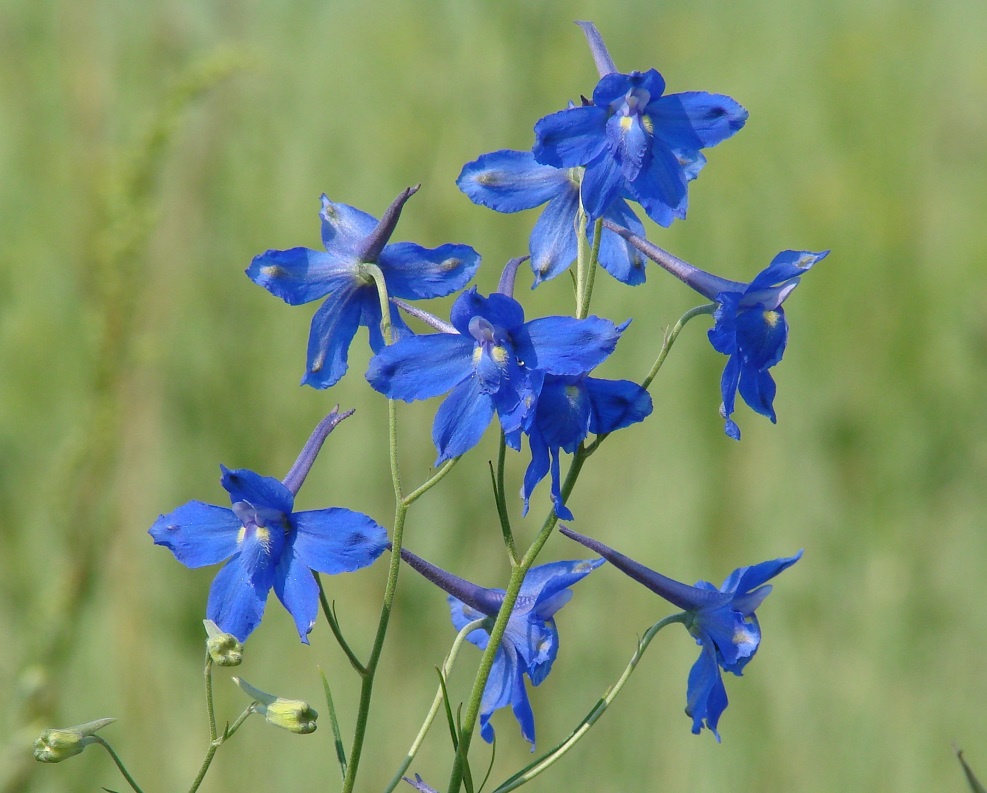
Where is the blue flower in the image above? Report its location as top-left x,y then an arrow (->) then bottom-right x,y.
532,23 -> 747,226
602,220 -> 828,439
149,410 -> 388,642
246,188 -> 481,389
560,526 -> 800,739
522,374 -> 652,520
457,150 -> 648,286
399,546 -> 603,747
366,287 -> 626,462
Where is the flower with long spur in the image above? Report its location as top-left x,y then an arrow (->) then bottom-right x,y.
560,525 -> 800,740
246,187 -> 481,388
398,545 -> 604,747
149,408 -> 388,642
365,279 -> 627,463
604,220 -> 828,439
532,21 -> 747,226
522,373 -> 653,520
457,149 -> 648,286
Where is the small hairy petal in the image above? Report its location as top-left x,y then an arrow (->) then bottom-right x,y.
651,92 -> 748,152
379,242 -> 481,300
457,150 -> 569,212
533,105 -> 609,168
148,502 -> 241,568
514,315 -> 623,375
291,509 -> 387,574
273,548 -> 321,643
246,247 -> 355,306
206,555 -> 269,642
432,376 -> 496,462
301,283 -> 365,389
366,333 -> 474,401
220,466 -> 294,514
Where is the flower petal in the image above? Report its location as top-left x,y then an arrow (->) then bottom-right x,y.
301,283 -> 367,389
449,288 -> 526,336
220,466 -> 294,514
273,546 -> 320,643
246,247 -> 354,306
448,595 -> 493,651
533,105 -> 608,168
206,554 -> 269,642
291,508 -> 388,574
148,502 -> 241,568
457,150 -> 569,212
651,92 -> 748,151
685,640 -> 728,739
630,142 -> 689,227
432,376 -> 495,462
580,149 -> 627,221
584,377 -> 653,434
319,195 -> 378,256
366,332 -> 474,401
378,242 -> 481,299
529,188 -> 580,286
514,315 -> 624,376
723,550 -> 803,600
594,199 -> 647,285
478,645 -> 518,743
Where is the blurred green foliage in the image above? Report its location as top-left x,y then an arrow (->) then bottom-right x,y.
2,0 -> 987,791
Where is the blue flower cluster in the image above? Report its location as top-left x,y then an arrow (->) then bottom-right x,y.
148,19 -> 820,759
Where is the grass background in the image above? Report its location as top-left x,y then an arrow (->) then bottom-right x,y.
2,0 -> 987,791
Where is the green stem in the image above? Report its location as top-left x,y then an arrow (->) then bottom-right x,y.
578,217 -> 603,320
91,737 -> 144,793
492,430 -> 519,565
341,398 -> 406,793
315,572 -> 366,676
186,706 -> 254,793
573,204 -> 588,316
641,303 -> 716,392
383,618 -> 487,793
362,263 -> 394,346
403,457 -> 460,507
448,452 -> 590,793
492,614 -> 686,792
204,654 -> 217,742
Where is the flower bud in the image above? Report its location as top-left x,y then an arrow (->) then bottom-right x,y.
203,619 -> 243,666
232,677 -> 317,734
33,718 -> 115,763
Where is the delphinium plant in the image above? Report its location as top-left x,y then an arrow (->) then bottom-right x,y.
34,20 -> 826,793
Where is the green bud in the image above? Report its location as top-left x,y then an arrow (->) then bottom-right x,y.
33,718 -> 115,763
203,619 -> 243,666
232,677 -> 317,734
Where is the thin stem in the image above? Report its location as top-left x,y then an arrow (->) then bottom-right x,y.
383,618 -> 487,793
573,204 -> 589,317
492,430 -> 519,565
91,737 -> 144,793
362,263 -> 395,346
203,653 -> 217,742
641,303 -> 716,392
316,572 -> 367,676
186,706 -> 255,793
578,217 -> 603,320
341,398 -> 406,793
403,457 -> 460,507
492,614 -> 686,792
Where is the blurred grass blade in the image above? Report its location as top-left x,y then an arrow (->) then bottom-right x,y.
319,668 -> 347,779
957,747 -> 987,793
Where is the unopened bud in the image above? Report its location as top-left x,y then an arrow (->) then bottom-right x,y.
232,677 -> 317,734
204,619 -> 243,666
33,718 -> 115,763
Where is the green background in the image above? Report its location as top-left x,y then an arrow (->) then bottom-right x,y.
3,1 -> 987,791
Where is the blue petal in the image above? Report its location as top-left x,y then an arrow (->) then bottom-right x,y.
246,247 -> 354,306
514,315 -> 623,376
594,199 -> 647,285
524,559 -> 604,621
592,70 -> 666,108
478,645 -> 518,744
457,150 -> 569,212
220,466 -> 294,514
450,288 -> 525,336
521,425 -> 550,517
509,657 -> 537,748
206,554 -> 269,642
363,299 -> 414,354
534,377 -> 592,453
708,295 -> 741,356
738,366 -> 778,421
366,333 -> 474,401
724,550 -> 803,601
584,377 -> 653,434
149,502 -> 241,568
301,281 -> 365,389
432,376 -> 495,462
693,607 -> 760,670
520,618 -> 559,685
378,242 -> 481,299
291,508 -> 388,574
718,353 -> 743,437
529,188 -> 580,286
449,595 -> 493,651
605,112 -> 649,182
273,546 -> 320,642
580,149 -> 627,221
533,105 -> 608,168
630,142 -> 688,227
651,92 -> 748,152
319,195 -> 378,256
747,250 -> 827,293
685,641 -> 727,739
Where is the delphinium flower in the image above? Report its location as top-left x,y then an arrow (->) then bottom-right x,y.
560,525 -> 800,739
533,21 -> 748,227
149,409 -> 388,642
604,220 -> 827,439
522,373 -> 653,520
246,187 -> 481,389
366,286 -> 626,462
399,545 -> 604,747
457,149 -> 649,286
